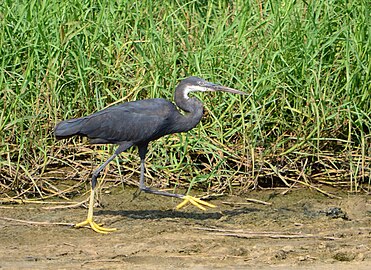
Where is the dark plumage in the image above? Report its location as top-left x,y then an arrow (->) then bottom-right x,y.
55,99 -> 191,144
55,76 -> 246,233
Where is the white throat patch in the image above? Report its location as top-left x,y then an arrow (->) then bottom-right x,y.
183,85 -> 207,99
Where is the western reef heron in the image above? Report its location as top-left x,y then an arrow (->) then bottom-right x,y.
54,76 -> 246,233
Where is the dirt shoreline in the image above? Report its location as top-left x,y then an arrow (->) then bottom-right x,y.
1,188 -> 370,269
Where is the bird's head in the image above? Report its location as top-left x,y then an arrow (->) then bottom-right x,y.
177,76 -> 246,100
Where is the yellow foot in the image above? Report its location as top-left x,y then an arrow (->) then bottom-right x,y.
75,218 -> 117,234
176,195 -> 216,211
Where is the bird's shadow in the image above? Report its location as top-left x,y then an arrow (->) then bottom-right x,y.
96,207 -> 261,221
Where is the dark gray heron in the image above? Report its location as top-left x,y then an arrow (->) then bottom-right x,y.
55,76 -> 246,233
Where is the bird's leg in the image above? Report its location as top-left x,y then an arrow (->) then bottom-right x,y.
75,153 -> 118,234
138,158 -> 216,211
138,159 -> 181,198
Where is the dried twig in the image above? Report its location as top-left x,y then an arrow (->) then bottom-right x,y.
42,198 -> 88,210
222,202 -> 253,206
0,217 -> 74,227
217,232 -> 340,240
245,198 -> 272,205
195,227 -> 341,240
0,198 -> 83,205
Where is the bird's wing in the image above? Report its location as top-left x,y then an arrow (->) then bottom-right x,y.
79,99 -> 176,144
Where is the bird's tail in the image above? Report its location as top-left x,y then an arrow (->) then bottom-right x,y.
54,118 -> 86,140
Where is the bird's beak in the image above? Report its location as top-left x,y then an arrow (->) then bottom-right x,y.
203,82 -> 247,95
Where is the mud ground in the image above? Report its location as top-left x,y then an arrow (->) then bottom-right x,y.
0,187 -> 370,269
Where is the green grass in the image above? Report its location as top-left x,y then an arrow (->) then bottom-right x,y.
0,0 -> 370,199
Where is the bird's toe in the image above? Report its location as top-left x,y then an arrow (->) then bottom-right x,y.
176,195 -> 216,211
75,218 -> 117,234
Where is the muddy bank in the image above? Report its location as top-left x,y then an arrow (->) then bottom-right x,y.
0,188 -> 370,269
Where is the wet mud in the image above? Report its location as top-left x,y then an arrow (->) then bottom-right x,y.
0,187 -> 370,269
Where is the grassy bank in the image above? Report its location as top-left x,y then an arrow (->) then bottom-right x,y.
1,0 -> 370,200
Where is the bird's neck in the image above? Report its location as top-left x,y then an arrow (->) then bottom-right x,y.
174,87 -> 204,132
